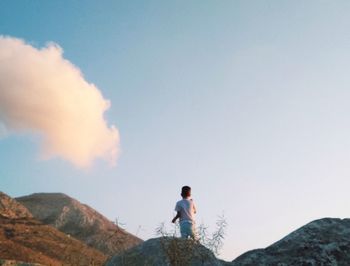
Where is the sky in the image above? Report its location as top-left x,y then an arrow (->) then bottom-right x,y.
1,0 -> 350,261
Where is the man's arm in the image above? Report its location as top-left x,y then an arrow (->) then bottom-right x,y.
172,211 -> 181,223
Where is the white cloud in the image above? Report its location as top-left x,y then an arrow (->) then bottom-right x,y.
0,36 -> 120,168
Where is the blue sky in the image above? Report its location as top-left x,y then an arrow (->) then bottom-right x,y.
1,0 -> 350,260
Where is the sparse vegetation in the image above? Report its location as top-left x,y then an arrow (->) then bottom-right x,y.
197,215 -> 227,256
154,214 -> 227,265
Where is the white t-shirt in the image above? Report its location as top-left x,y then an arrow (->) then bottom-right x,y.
175,198 -> 197,224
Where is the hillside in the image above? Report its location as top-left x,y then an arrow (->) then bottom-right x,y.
0,192 -> 107,265
16,193 -> 142,256
231,218 -> 350,265
0,192 -> 32,219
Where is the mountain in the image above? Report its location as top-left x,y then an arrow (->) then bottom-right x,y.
16,193 -> 142,256
0,192 -> 107,265
106,237 -> 224,266
231,218 -> 350,265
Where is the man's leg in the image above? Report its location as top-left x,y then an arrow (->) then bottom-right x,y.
180,222 -> 188,238
180,222 -> 192,238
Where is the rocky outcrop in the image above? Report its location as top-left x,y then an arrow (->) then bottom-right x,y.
0,192 -> 32,219
16,193 -> 142,256
106,237 -> 224,266
231,218 -> 350,266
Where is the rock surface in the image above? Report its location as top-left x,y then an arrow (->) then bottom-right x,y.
16,193 -> 142,256
231,218 -> 350,266
106,237 -> 224,266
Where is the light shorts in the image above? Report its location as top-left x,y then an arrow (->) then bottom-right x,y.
180,221 -> 196,239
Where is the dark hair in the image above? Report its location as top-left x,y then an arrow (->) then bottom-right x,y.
181,186 -> 191,198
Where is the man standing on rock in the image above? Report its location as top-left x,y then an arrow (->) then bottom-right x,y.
172,186 -> 197,239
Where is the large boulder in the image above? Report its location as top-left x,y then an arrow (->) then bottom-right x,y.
231,218 -> 350,266
106,237 -> 224,266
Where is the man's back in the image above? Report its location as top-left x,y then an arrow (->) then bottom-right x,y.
175,198 -> 196,223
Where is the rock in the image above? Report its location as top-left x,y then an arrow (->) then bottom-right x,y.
231,218 -> 350,266
106,237 -> 224,266
16,193 -> 142,256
